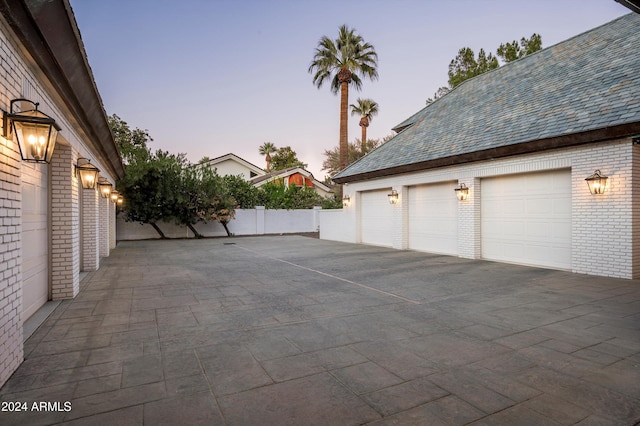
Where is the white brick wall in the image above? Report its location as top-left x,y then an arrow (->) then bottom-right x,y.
99,195 -> 110,259
0,132 -> 23,389
325,139 -> 639,279
50,144 -> 79,299
81,187 -> 99,271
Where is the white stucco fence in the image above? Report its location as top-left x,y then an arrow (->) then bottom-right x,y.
117,206 -> 322,240
318,209 -> 355,243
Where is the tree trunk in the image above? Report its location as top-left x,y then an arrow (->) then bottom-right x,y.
361,124 -> 367,153
339,80 -> 349,170
221,221 -> 231,237
149,222 -> 166,239
186,223 -> 201,239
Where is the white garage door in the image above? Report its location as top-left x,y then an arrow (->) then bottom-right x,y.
22,163 -> 48,320
482,169 -> 571,270
360,189 -> 394,247
408,182 -> 458,255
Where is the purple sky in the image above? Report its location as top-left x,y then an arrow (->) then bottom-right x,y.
70,0 -> 630,179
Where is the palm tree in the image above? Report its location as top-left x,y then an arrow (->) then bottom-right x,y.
259,142 -> 277,172
309,25 -> 378,171
350,98 -> 378,153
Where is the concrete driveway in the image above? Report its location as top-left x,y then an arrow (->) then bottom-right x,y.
1,236 -> 639,425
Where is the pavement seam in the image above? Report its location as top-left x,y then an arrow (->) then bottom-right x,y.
233,244 -> 422,305
194,348 -> 229,426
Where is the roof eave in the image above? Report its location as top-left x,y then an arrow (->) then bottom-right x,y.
333,122 -> 640,184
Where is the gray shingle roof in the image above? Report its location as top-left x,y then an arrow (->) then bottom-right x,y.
334,13 -> 640,182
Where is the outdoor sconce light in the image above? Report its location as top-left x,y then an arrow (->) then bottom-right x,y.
2,98 -> 60,163
455,183 -> 469,201
585,170 -> 608,195
98,177 -> 113,198
342,195 -> 351,207
117,196 -> 124,205
75,158 -> 100,189
110,190 -> 120,203
388,189 -> 399,205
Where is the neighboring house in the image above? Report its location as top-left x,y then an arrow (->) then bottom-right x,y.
329,13 -> 640,279
0,0 -> 124,387
202,153 -> 265,181
252,166 -> 334,198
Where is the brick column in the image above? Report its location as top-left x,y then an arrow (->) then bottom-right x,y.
0,133 -> 23,388
458,178 -> 481,259
50,143 -> 79,299
81,186 -> 99,271
109,200 -> 116,250
99,194 -> 110,259
391,185 -> 408,250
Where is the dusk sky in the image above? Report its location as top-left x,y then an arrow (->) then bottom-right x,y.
70,0 -> 630,179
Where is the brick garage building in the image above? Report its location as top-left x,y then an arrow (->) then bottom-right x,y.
327,13 -> 640,279
0,0 -> 123,387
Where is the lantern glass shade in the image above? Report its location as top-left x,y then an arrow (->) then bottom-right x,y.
98,179 -> 112,198
116,196 -> 124,205
388,189 -> 399,204
76,158 -> 100,189
4,100 -> 60,163
455,183 -> 469,201
110,190 -> 120,202
342,195 -> 351,207
585,170 -> 608,195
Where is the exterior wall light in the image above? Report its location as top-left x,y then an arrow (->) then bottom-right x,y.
75,158 -> 100,189
342,195 -> 351,207
2,98 -> 60,163
585,170 -> 608,195
388,189 -> 399,204
98,177 -> 113,198
117,196 -> 124,205
455,183 -> 469,201
110,190 -> 120,203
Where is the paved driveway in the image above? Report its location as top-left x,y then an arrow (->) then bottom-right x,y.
2,236 -> 640,425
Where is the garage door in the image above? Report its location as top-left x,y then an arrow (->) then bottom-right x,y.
22,163 -> 48,320
408,182 -> 458,255
360,189 -> 394,247
482,169 -> 571,270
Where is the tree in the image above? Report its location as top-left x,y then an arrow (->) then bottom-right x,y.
322,135 -> 392,177
270,146 -> 307,171
448,47 -> 499,89
309,25 -> 378,170
350,98 -> 379,153
223,174 -> 260,209
426,34 -> 543,104
108,114 -> 152,165
258,142 -> 277,172
497,33 -> 542,63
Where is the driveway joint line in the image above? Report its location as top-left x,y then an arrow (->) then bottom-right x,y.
234,244 -> 421,305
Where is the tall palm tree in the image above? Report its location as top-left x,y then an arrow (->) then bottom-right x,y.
309,25 -> 378,171
259,142 -> 277,172
350,98 -> 378,153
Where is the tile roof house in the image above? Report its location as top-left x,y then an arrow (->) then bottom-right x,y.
201,153 -> 266,181
324,13 -> 640,279
252,166 -> 334,198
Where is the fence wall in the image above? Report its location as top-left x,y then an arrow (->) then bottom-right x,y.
117,207 -> 322,240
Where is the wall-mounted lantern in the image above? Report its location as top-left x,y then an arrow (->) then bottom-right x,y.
117,196 -> 124,205
388,189 -> 399,205
585,170 -> 608,195
455,183 -> 469,201
342,195 -> 351,207
2,98 -> 60,163
75,158 -> 100,189
110,190 -> 120,203
97,177 -> 112,198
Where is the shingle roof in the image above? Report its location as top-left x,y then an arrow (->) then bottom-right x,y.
334,13 -> 640,182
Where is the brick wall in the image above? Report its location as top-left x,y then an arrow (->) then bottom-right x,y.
50,144 -> 79,299
99,194 -> 110,259
81,187 -> 99,271
331,139 -> 638,279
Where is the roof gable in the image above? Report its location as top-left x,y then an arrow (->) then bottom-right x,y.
334,13 -> 640,183
203,153 -> 265,176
